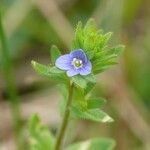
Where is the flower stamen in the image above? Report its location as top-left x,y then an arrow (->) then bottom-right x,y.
72,58 -> 83,69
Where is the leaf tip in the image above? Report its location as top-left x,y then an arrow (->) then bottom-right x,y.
31,60 -> 36,67
51,44 -> 57,49
102,115 -> 114,123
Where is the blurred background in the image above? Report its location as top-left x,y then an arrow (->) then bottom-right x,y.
0,0 -> 150,150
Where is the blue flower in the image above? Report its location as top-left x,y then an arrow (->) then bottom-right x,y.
55,49 -> 92,77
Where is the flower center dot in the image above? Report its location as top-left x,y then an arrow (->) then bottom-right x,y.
72,58 -> 83,68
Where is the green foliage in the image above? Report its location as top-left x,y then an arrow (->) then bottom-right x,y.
70,106 -> 113,123
70,88 -> 110,122
31,19 -> 124,90
92,45 -> 125,74
65,84 -> 112,123
58,84 -> 69,114
31,18 -> 123,128
87,97 -> 106,109
28,114 -> 54,150
31,60 -> 68,83
72,74 -> 96,91
72,75 -> 87,89
72,19 -> 124,75
66,138 -> 116,150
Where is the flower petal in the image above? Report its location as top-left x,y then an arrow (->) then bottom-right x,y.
79,60 -> 92,75
70,49 -> 87,63
67,68 -> 79,77
55,54 -> 72,70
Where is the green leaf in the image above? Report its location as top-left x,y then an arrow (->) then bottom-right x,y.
92,44 -> 124,74
83,74 -> 96,84
29,114 -> 40,136
85,82 -> 95,94
71,106 -> 113,123
66,138 -> 116,150
72,75 -> 87,89
58,84 -> 69,114
83,33 -> 97,59
31,60 -> 51,76
72,74 -> 96,90
72,21 -> 84,49
83,74 -> 96,94
84,19 -> 97,36
87,97 -> 106,109
93,62 -> 117,74
50,45 -> 61,64
50,66 -> 65,74
110,45 -> 125,56
31,60 -> 64,75
83,19 -> 97,59
28,114 -> 54,150
31,60 -> 68,83
102,32 -> 113,47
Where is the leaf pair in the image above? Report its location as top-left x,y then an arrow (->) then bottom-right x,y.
28,115 -> 115,150
70,97 -> 113,123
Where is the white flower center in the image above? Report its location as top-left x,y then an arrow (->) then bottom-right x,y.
72,58 -> 83,69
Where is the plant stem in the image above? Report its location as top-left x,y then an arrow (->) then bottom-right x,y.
55,82 -> 74,150
0,11 -> 23,150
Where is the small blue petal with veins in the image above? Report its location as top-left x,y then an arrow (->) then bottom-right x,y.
55,49 -> 92,77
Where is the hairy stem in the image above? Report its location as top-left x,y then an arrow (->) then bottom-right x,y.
0,11 -> 23,150
55,82 -> 74,150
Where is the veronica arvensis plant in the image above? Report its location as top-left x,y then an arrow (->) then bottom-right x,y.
28,19 -> 124,150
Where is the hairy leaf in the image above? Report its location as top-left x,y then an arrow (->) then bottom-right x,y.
72,19 -> 124,75
87,97 -> 107,109
72,75 -> 87,89
31,60 -> 68,83
71,106 -> 113,123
